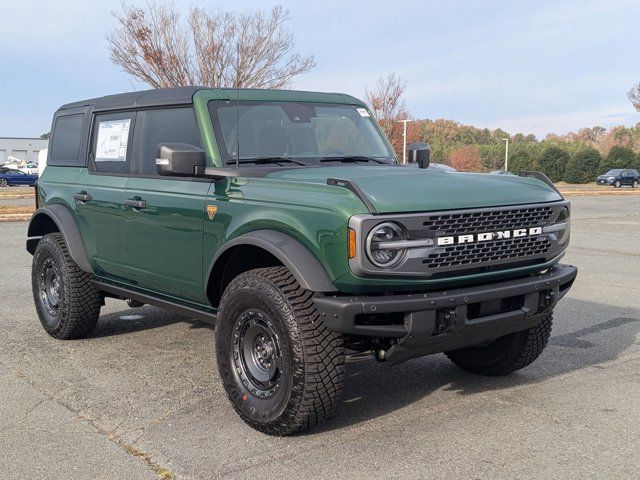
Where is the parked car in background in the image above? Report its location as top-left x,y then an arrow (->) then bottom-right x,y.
596,169 -> 639,188
20,163 -> 40,175
0,169 -> 38,187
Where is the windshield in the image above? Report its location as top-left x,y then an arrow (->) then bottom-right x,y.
208,101 -> 396,165
605,169 -> 623,175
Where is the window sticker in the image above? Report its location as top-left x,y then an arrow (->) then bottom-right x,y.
356,107 -> 370,117
95,119 -> 131,162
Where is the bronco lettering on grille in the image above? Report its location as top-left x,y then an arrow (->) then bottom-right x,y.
436,227 -> 542,246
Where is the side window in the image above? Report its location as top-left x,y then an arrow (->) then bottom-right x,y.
50,114 -> 84,165
135,108 -> 201,176
91,112 -> 134,175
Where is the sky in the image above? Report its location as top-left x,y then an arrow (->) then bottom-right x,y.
1,0 -> 639,138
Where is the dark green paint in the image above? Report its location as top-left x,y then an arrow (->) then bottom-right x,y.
38,87 -> 566,311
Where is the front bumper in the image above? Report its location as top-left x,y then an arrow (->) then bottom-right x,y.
597,179 -> 614,185
314,263 -> 577,363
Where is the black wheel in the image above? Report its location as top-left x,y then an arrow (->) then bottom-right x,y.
633,180 -> 638,188
0,178 -> 7,187
445,313 -> 553,376
215,266 -> 345,435
614,180 -> 621,188
31,233 -> 101,339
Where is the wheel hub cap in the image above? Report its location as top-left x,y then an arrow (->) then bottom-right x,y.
232,310 -> 283,398
38,257 -> 61,318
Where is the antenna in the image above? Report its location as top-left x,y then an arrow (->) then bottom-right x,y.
235,44 -> 240,169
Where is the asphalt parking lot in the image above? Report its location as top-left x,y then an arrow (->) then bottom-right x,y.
1,195 -> 639,480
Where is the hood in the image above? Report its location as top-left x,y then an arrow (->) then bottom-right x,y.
266,165 -> 563,213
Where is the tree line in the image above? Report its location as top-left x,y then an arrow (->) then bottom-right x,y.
387,119 -> 640,182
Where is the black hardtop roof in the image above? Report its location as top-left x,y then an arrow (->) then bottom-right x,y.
58,86 -> 202,112
56,86 -> 364,114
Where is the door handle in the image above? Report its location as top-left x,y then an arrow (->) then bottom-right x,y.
124,198 -> 147,209
73,192 -> 92,202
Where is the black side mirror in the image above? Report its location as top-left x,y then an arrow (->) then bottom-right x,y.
156,143 -> 206,176
408,142 -> 431,169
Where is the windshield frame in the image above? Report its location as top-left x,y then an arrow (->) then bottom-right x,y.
207,99 -> 397,167
605,169 -> 623,175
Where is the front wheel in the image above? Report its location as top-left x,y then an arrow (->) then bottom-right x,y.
0,179 -> 7,187
445,313 -> 553,376
614,180 -> 621,188
633,180 -> 638,188
215,267 -> 345,435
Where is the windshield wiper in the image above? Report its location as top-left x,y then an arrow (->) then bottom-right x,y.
319,156 -> 386,164
227,157 -> 306,166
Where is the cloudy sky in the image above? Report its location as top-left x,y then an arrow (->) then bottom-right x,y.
1,0 -> 639,138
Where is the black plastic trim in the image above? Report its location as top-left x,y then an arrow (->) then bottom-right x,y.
326,178 -> 378,214
26,205 -> 94,273
205,230 -> 337,297
94,281 -> 216,325
518,170 -> 563,197
314,263 -> 577,361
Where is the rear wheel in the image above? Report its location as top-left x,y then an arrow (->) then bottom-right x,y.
215,266 -> 345,435
31,233 -> 101,339
446,313 -> 553,376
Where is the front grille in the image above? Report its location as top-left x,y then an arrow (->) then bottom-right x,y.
423,236 -> 551,269
423,206 -> 554,235
351,201 -> 566,279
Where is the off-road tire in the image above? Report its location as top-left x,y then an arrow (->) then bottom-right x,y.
215,266 -> 345,436
445,313 -> 553,376
31,233 -> 101,339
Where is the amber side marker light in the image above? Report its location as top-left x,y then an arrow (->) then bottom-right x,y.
348,228 -> 357,259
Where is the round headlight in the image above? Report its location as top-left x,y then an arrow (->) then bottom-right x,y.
555,207 -> 570,245
366,222 -> 407,268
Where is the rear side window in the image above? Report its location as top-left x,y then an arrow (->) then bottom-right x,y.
135,107 -> 201,176
49,114 -> 84,165
91,112 -> 135,175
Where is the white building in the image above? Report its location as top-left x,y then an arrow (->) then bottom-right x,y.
0,137 -> 49,164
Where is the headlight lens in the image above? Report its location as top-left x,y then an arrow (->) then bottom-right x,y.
366,222 -> 407,268
555,206 -> 570,245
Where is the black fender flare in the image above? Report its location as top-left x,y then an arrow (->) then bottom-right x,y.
27,205 -> 93,273
206,230 -> 337,294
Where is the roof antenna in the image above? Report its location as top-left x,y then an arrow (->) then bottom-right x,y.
235,44 -> 240,169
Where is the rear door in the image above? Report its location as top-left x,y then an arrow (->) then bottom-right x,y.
121,107 -> 210,305
622,170 -> 634,185
75,111 -> 134,279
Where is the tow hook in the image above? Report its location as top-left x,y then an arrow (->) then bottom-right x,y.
538,290 -> 555,312
375,349 -> 387,362
433,308 -> 456,336
127,299 -> 145,308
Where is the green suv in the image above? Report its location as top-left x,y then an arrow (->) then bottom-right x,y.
28,87 -> 577,435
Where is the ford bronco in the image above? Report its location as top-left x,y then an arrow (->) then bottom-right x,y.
28,87 -> 577,435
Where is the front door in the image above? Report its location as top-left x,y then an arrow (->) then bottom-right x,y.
120,107 -> 210,305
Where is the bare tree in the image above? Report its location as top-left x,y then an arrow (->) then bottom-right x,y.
365,73 -> 408,136
107,3 -> 315,89
628,82 -> 640,111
